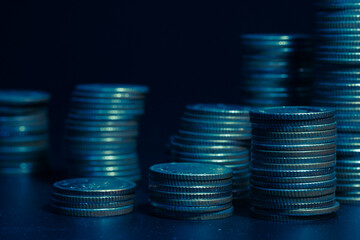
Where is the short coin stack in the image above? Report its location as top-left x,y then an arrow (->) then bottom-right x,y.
250,106 -> 339,221
65,84 -> 148,181
0,90 -> 50,174
315,1 -> 360,204
149,162 -> 234,220
50,178 -> 136,217
169,104 -> 251,200
239,34 -> 314,107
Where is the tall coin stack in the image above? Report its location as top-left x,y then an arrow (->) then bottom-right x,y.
0,90 -> 50,174
65,84 -> 148,181
50,178 -> 136,217
169,104 -> 251,200
250,106 -> 339,221
239,34 -> 314,107
149,162 -> 234,220
315,0 -> 360,204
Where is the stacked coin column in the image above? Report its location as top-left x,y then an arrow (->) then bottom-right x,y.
149,162 -> 233,220
50,178 -> 136,217
239,34 -> 314,107
0,90 -> 50,174
314,1 -> 360,204
169,104 -> 251,200
250,107 -> 339,221
65,84 -> 148,181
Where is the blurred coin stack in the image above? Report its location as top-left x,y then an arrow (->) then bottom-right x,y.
250,106 -> 339,221
65,84 -> 148,181
169,104 -> 251,200
315,0 -> 360,204
50,178 -> 136,217
149,162 -> 234,220
0,90 -> 50,174
239,34 -> 314,107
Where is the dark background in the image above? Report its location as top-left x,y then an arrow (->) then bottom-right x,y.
0,0 -> 315,172
4,2 -> 359,240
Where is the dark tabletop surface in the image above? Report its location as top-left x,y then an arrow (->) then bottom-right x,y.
0,173 -> 359,240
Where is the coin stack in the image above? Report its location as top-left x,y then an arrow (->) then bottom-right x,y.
0,90 -> 50,174
149,162 -> 234,220
250,106 -> 339,221
239,34 -> 314,107
315,0 -> 360,204
169,104 -> 251,200
65,84 -> 148,181
50,178 -> 136,217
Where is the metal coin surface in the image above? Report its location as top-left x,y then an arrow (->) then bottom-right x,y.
149,162 -> 233,181
53,178 -> 136,196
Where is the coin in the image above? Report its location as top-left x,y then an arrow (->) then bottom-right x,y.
252,142 -> 336,151
0,90 -> 50,106
149,177 -> 232,187
250,178 -> 337,189
76,84 -> 149,94
50,204 -> 134,217
53,178 -> 136,196
251,173 -> 336,184
149,183 -> 232,193
149,190 -> 232,200
250,160 -> 336,170
50,198 -> 134,209
250,167 -> 335,177
150,195 -> 233,207
170,141 -> 248,154
51,192 -> 135,203
72,91 -> 144,100
250,106 -> 335,121
185,104 -> 250,117
151,205 -> 233,220
68,170 -> 141,180
149,162 -> 233,181
175,156 -> 249,165
252,199 -> 336,210
252,202 -> 339,216
150,201 -> 232,213
251,185 -> 337,197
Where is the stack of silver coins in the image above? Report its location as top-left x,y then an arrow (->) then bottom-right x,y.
50,178 -> 136,217
65,84 -> 148,181
240,34 -> 314,107
0,90 -> 50,174
314,0 -> 360,204
250,106 -> 339,221
149,162 -> 234,220
169,104 -> 251,200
